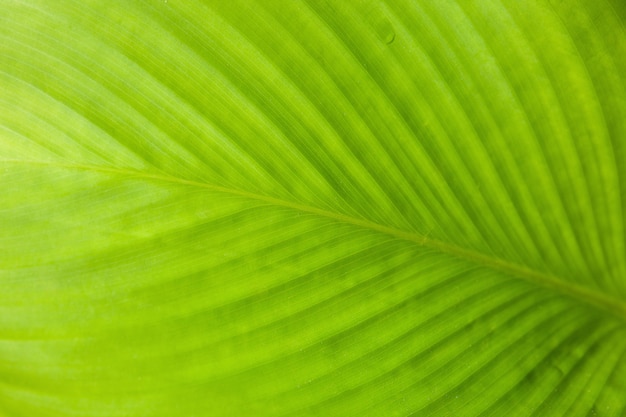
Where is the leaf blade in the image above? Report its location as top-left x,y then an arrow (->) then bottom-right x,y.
1,0 -> 625,416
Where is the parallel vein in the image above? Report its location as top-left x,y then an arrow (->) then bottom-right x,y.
2,158 -> 625,324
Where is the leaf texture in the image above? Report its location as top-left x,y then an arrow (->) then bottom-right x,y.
1,0 -> 626,416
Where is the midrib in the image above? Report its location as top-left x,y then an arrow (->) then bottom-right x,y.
5,158 -> 626,324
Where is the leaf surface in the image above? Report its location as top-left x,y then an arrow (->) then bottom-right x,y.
1,0 -> 626,415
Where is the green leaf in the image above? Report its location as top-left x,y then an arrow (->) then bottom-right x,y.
1,0 -> 625,415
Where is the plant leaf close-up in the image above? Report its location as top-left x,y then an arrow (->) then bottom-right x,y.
1,0 -> 626,415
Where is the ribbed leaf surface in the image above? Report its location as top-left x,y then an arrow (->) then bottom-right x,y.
1,0 -> 625,415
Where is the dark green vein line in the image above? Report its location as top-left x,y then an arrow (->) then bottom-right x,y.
276,283 -> 542,416
545,0 -> 626,293
475,317 -> 609,416
407,0 -> 586,277
449,0 -> 596,282
299,0 -> 475,237
528,326 -> 618,415
463,313 -> 596,416
384,0 -> 567,277
334,294 -> 576,416
494,0 -> 612,292
517,325 -> 621,415
405,307 -> 595,416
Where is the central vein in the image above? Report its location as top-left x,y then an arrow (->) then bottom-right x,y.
4,158 -> 626,324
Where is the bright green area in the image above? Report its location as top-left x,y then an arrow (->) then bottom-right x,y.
1,0 -> 626,415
